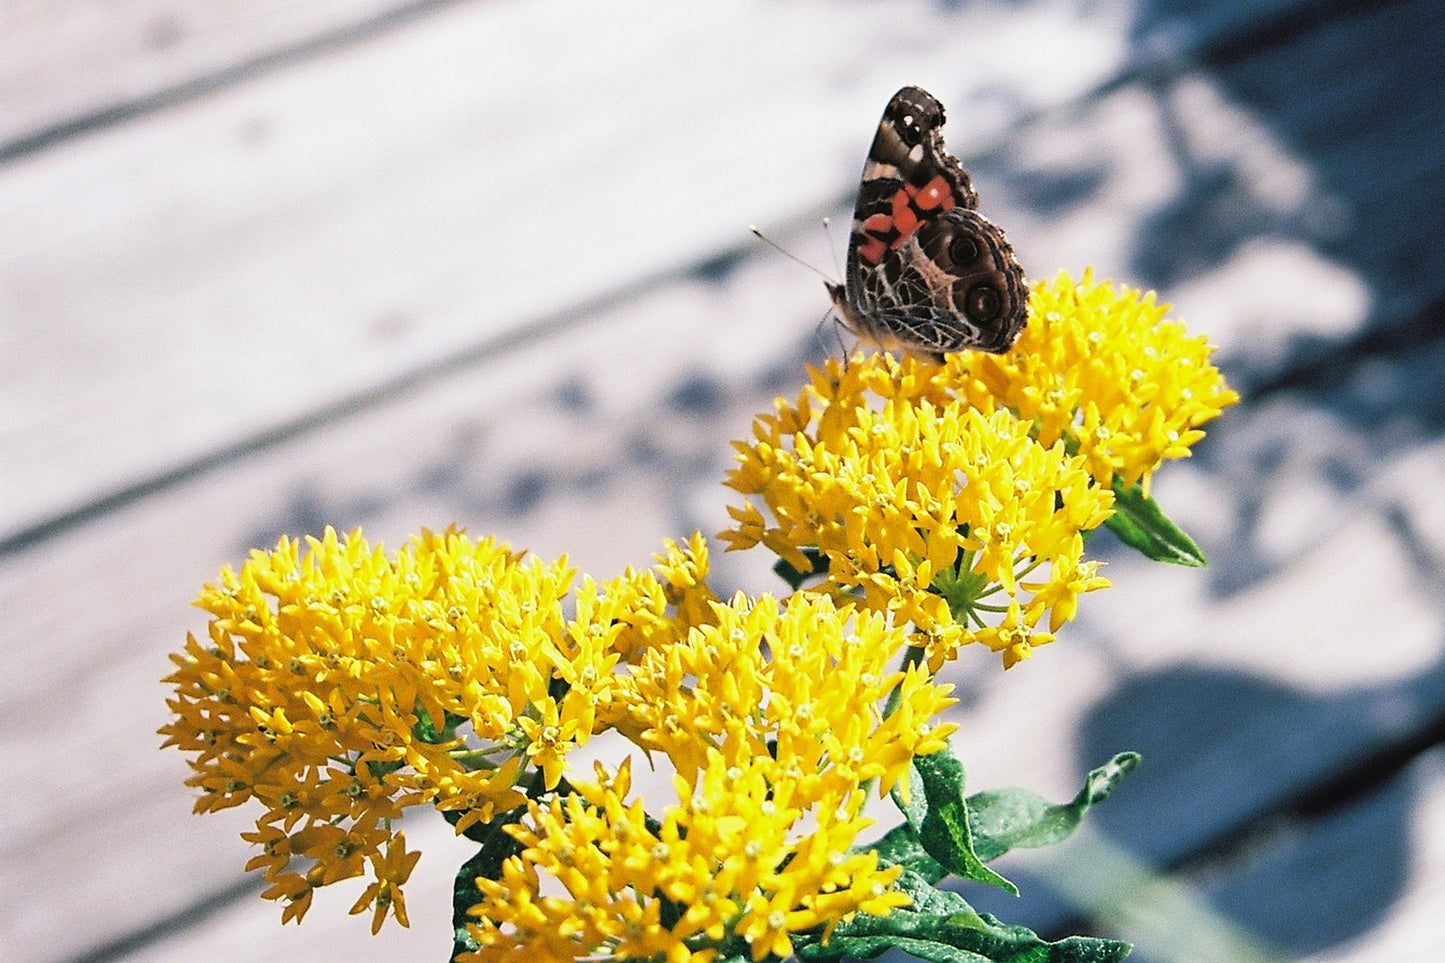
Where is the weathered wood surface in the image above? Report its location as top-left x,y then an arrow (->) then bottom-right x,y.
2,0 -> 1443,960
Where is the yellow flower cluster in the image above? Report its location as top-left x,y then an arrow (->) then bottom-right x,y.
160,526 -> 714,929
163,269 -> 1235,951
462,592 -> 948,961
723,357 -> 1111,669
955,269 -> 1240,495
163,533 -> 952,953
610,591 -> 955,801
722,270 -> 1234,668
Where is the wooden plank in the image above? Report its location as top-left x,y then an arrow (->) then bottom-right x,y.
16,0 -> 1424,548
0,0 -> 1131,540
1198,0 -> 1445,339
946,396 -> 1445,957
0,0 -> 422,151
1309,750 -> 1445,960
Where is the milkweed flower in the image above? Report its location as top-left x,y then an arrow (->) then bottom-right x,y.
721,356 -> 1113,668
161,526 -> 715,926
462,592 -> 944,961
721,270 -> 1233,668
954,269 -> 1240,495
609,591 -> 956,799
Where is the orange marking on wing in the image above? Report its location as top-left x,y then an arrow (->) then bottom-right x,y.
857,233 -> 888,264
891,190 -> 919,238
862,212 -> 892,233
915,175 -> 955,211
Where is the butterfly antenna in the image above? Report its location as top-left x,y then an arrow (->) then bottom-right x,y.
749,225 -> 833,282
809,309 -> 856,373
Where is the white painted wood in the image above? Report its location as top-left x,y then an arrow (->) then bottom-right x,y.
0,251 -> 827,960
0,0 -> 415,148
1307,752 -> 1445,961
0,0 -> 1131,537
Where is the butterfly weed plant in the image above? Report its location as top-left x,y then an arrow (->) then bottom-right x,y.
161,269 -> 1238,961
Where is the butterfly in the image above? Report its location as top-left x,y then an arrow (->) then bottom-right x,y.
826,86 -> 1028,359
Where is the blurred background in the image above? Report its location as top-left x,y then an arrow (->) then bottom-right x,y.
3,0 -> 1444,960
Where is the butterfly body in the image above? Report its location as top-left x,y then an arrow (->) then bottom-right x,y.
829,86 -> 1028,359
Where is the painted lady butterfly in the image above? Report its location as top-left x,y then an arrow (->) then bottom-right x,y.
827,86 -> 1028,359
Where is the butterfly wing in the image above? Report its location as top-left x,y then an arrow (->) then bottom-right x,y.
860,208 -> 1029,357
835,86 -> 1028,357
845,88 -> 975,281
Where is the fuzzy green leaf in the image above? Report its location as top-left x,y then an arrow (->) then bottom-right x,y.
872,823 -> 946,883
449,806 -> 527,960
795,871 -> 1131,962
772,546 -> 829,589
894,746 -> 1017,895
1104,479 -> 1206,566
968,753 -> 1141,863
889,867 -> 985,918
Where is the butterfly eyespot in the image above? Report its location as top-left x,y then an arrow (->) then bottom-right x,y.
948,234 -> 980,265
966,284 -> 1002,322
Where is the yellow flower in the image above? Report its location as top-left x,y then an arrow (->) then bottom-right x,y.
590,532 -> 719,665
966,601 -> 1056,670
349,834 -> 422,934
462,591 -> 946,960
608,592 -> 956,800
1021,536 -> 1111,632
261,871 -> 315,926
721,270 -> 1235,667
954,269 -> 1239,495
722,357 -> 1113,668
648,531 -> 720,641
161,526 -> 714,929
461,752 -> 910,962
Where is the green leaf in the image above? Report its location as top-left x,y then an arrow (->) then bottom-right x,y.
889,867 -> 984,919
871,824 -> 945,883
794,876 -> 1132,962
1104,478 -> 1207,566
893,746 -> 1017,895
772,546 -> 829,590
810,923 -> 1132,963
968,753 -> 1141,863
449,805 -> 527,960
413,709 -> 466,745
